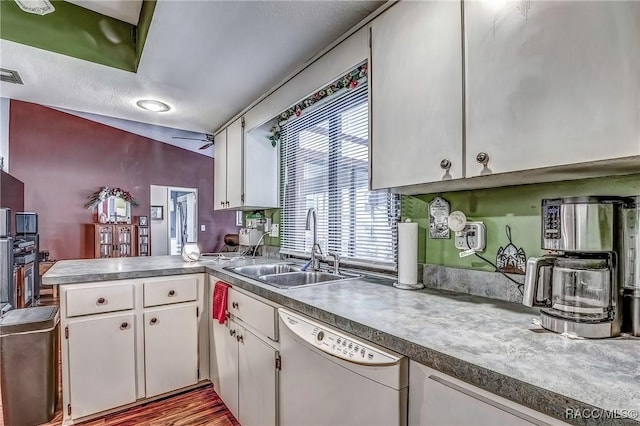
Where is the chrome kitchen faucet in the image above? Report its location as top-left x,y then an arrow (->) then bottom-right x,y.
305,207 -> 322,271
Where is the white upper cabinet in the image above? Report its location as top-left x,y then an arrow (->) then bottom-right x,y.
214,117 -> 278,211
226,118 -> 244,208
214,127 -> 228,210
465,1 -> 640,177
214,118 -> 244,210
370,1 -> 463,190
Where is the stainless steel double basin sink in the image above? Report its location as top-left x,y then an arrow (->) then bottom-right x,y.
225,263 -> 357,289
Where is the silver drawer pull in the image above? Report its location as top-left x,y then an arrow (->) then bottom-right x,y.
97,297 -> 106,305
168,290 -> 176,297
150,317 -> 158,325
428,375 -> 551,426
232,301 -> 239,309
120,322 -> 129,330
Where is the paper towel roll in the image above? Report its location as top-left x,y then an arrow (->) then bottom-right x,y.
397,221 -> 418,285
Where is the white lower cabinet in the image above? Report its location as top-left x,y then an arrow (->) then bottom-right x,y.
212,318 -> 240,416
409,361 -> 566,426
67,313 -> 137,419
60,274 -> 205,424
209,277 -> 279,425
212,318 -> 279,426
237,324 -> 278,426
144,304 -> 199,397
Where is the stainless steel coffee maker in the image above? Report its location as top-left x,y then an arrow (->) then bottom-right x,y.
622,196 -> 640,336
523,196 -> 630,338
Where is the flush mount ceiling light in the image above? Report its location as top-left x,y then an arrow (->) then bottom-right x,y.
14,0 -> 55,15
136,99 -> 171,113
0,68 -> 24,85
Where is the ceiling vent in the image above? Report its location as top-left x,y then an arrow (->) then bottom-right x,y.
14,0 -> 55,16
0,68 -> 24,85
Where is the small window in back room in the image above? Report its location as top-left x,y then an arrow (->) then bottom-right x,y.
279,64 -> 400,269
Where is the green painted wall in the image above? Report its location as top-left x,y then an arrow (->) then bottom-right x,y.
254,174 -> 640,271
404,174 -> 640,272
241,209 -> 281,247
1,0 -> 156,72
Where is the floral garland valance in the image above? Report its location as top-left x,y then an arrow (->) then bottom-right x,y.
268,63 -> 368,146
278,63 -> 368,123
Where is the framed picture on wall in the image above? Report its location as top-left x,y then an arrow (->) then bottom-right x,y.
139,216 -> 148,226
150,206 -> 163,220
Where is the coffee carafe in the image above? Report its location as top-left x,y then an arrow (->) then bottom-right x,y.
523,196 -> 630,338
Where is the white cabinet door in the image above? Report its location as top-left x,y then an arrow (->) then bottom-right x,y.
237,326 -> 278,426
214,128 -> 228,211
370,1 -> 463,189
226,118 -> 244,209
67,313 -> 136,419
144,305 -> 198,397
465,1 -> 640,177
212,318 -> 240,418
409,361 -> 566,426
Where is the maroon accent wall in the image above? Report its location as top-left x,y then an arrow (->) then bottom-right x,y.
0,170 -> 24,235
9,100 -> 237,260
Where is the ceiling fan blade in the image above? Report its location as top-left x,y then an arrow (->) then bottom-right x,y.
199,142 -> 214,150
172,136 -> 207,141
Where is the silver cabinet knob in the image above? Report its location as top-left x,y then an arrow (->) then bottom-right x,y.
150,317 -> 158,325
476,152 -> 490,165
120,322 -> 129,330
440,159 -> 452,170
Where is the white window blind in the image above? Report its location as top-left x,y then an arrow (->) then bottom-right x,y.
280,82 -> 400,269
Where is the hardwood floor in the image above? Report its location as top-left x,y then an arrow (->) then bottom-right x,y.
39,384 -> 240,426
1,291 -> 240,426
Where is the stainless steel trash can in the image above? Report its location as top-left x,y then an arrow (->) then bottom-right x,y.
0,306 -> 60,426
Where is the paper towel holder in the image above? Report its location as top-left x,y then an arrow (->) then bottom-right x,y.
394,219 -> 425,290
393,281 -> 425,290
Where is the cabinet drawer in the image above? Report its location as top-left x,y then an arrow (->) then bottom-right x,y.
66,284 -> 134,317
228,288 -> 276,341
144,276 -> 198,307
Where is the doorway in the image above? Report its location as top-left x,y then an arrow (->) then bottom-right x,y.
149,185 -> 197,256
169,188 -> 198,255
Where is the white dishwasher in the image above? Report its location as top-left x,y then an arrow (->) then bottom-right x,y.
278,308 -> 408,426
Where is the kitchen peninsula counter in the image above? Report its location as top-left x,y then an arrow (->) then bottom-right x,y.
44,256 -> 640,426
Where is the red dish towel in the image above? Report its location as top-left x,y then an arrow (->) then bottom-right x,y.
213,281 -> 230,324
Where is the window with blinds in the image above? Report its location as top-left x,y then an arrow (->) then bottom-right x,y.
280,82 -> 400,269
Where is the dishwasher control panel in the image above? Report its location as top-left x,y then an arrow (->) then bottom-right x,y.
279,308 -> 402,366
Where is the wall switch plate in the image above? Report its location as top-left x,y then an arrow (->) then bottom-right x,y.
200,225 -> 206,231
454,222 -> 486,251
269,224 -> 279,237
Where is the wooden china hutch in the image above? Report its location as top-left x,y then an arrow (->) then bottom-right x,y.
88,187 -> 150,258
93,223 -> 150,258
93,224 -> 136,258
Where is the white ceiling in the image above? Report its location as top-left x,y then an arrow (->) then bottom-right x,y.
0,0 -> 383,153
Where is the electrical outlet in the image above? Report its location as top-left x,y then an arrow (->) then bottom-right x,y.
269,224 -> 279,237
454,222 -> 486,251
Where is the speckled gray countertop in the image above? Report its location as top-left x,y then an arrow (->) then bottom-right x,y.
44,256 -> 640,426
